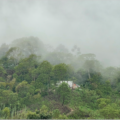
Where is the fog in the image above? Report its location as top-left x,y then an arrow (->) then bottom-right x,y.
0,0 -> 120,67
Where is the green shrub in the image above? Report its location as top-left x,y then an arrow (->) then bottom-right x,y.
27,111 -> 39,119
2,107 -> 10,118
53,109 -> 60,118
99,105 -> 120,119
68,107 -> 91,119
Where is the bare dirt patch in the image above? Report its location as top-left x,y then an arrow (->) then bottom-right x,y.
52,102 -> 71,114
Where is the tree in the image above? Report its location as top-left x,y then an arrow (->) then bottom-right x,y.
99,104 -> 120,119
44,52 -> 73,65
53,63 -> 67,83
56,82 -> 71,106
0,66 -> 6,77
53,109 -> 60,118
14,54 -> 38,83
37,61 -> 52,87
27,105 -> 52,119
0,56 -> 13,71
2,107 -> 10,118
10,36 -> 47,57
6,47 -> 24,67
27,111 -> 39,119
80,53 -> 102,79
8,78 -> 16,90
8,92 -> 18,106
31,69 -> 38,81
66,64 -> 74,80
0,90 -> 18,106
68,107 -> 91,119
97,98 -> 111,108
83,60 -> 95,79
79,89 -> 99,108
15,81 -> 30,98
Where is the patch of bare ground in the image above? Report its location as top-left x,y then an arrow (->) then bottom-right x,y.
52,102 -> 71,114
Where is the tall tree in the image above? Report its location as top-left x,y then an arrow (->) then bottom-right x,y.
56,82 -> 71,106
0,66 -> 6,77
37,61 -> 52,88
81,53 -> 96,79
14,54 -> 39,83
10,36 -> 47,57
53,63 -> 67,83
6,47 -> 24,67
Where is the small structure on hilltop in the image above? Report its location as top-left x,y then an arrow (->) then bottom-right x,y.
56,81 -> 80,89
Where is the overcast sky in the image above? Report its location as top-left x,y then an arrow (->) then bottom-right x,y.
0,0 -> 120,67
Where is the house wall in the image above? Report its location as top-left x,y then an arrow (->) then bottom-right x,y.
56,81 -> 80,90
56,81 -> 73,88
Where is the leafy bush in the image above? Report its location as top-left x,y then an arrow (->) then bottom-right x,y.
2,107 -> 10,118
99,105 -> 120,119
53,109 -> 60,118
68,106 -> 92,119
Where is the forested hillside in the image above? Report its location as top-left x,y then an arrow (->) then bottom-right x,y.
0,37 -> 120,119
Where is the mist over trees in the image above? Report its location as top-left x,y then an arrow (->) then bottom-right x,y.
0,37 -> 120,119
0,36 -> 119,84
0,37 -> 103,71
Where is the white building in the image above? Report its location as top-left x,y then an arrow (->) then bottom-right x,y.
56,81 -> 80,89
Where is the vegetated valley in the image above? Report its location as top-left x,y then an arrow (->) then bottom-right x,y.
0,37 -> 120,119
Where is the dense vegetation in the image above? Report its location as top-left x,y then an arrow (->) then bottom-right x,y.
0,37 -> 120,119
